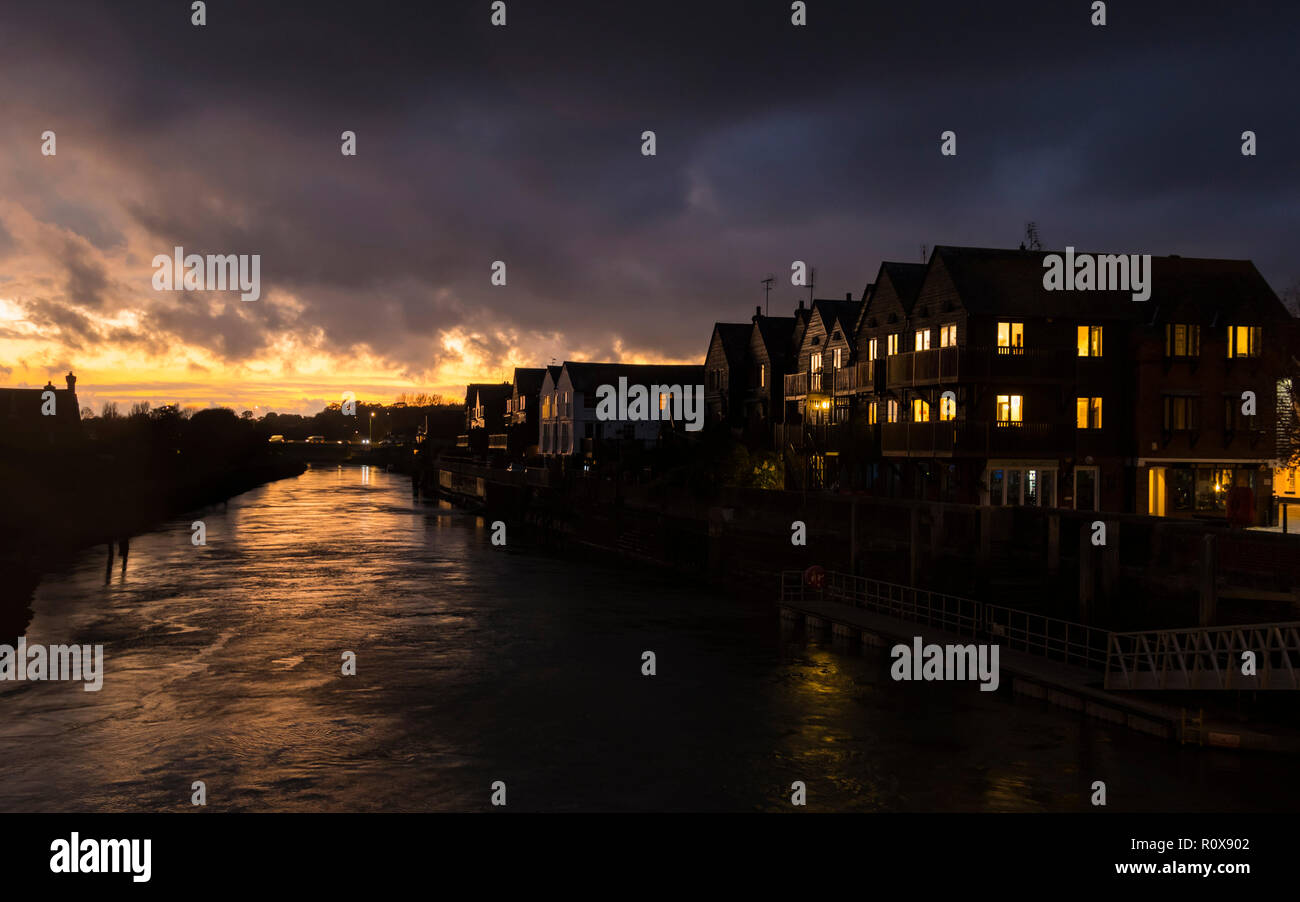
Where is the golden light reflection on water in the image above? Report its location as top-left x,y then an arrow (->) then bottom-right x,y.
2,467 -> 1293,812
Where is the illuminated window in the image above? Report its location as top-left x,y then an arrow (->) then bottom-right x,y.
868,401 -> 878,425
1076,325 -> 1103,357
996,322 -> 1024,353
887,334 -> 900,356
659,392 -> 668,410
833,348 -> 842,369
912,398 -> 930,421
1165,323 -> 1200,357
1227,325 -> 1260,358
914,329 -> 931,351
887,399 -> 899,423
759,364 -> 766,388
1075,396 -> 1102,429
868,338 -> 878,360
810,354 -> 823,372
939,394 -> 956,421
996,394 -> 1023,424
939,323 -> 957,347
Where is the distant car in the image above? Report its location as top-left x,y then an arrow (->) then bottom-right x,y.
268,435 -> 285,443
306,435 -> 326,443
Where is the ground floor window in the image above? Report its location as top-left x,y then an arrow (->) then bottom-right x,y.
1152,464 -> 1257,516
1074,467 -> 1098,511
940,465 -> 958,502
986,467 -> 1057,506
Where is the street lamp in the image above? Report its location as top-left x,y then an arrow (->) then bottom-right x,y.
370,411 -> 375,444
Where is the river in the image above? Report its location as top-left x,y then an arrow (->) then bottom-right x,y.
0,465 -> 1292,812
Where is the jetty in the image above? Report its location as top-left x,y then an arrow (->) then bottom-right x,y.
779,569 -> 1300,753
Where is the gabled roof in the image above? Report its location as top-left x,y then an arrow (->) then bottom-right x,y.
708,323 -> 752,368
854,261 -> 926,334
809,298 -> 860,340
880,262 -> 926,308
511,367 -> 546,396
466,382 -> 512,404
753,316 -> 796,360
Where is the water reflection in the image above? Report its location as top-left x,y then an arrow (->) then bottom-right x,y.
0,465 -> 1293,813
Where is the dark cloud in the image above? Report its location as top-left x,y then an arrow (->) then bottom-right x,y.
4,0 -> 1298,378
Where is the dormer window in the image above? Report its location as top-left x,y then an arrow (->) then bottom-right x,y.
1165,323 -> 1200,357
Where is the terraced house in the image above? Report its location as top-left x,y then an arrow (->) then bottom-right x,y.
778,246 -> 1296,524
779,294 -> 863,484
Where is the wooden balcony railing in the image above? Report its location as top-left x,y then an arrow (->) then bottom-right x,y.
886,345 -> 1075,388
882,420 -> 1075,456
784,372 -> 808,397
830,360 -> 875,394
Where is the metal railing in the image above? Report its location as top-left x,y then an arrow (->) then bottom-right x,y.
1105,622 -> 1300,690
781,570 -> 1111,671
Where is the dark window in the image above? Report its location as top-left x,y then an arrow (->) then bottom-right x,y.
1163,395 -> 1200,431
1170,468 -> 1194,511
1164,324 -> 1200,357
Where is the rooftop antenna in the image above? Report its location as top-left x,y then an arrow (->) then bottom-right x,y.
920,244 -> 928,262
761,274 -> 775,316
807,266 -> 816,306
1023,222 -> 1042,251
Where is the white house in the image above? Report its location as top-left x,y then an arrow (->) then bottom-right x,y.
543,361 -> 705,458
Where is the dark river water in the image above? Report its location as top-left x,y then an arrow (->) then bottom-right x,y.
0,465 -> 1294,812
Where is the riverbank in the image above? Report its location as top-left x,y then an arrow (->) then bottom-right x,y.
0,448 -> 307,582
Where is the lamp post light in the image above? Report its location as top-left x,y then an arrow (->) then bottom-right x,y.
370,411 -> 375,444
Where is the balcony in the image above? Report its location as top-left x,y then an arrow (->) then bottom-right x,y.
833,360 -> 874,394
488,433 -> 508,450
966,346 -> 1071,383
886,345 -> 1074,389
882,420 -> 1075,457
885,346 -> 961,388
784,372 -> 808,397
881,421 -> 957,455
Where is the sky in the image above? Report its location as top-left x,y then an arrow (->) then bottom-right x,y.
0,0 -> 1297,415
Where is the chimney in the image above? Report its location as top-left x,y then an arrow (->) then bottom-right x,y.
797,299 -> 805,311
845,292 -> 852,301
753,305 -> 762,323
65,371 -> 77,393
